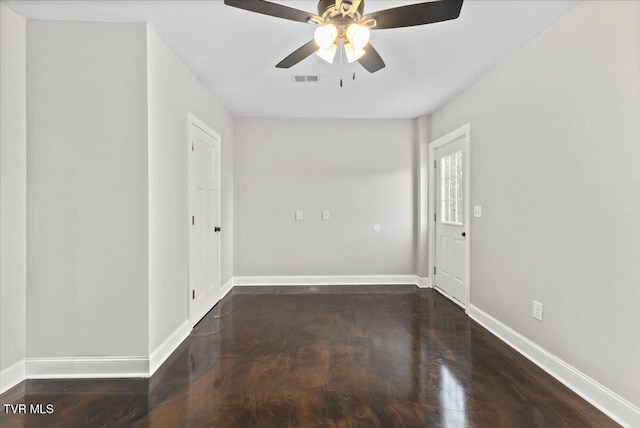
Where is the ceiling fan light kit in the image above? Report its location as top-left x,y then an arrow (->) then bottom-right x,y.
313,22 -> 368,64
224,0 -> 464,74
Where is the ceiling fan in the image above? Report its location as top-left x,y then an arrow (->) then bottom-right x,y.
224,0 -> 464,73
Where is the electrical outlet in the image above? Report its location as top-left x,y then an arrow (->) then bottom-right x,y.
532,301 -> 543,321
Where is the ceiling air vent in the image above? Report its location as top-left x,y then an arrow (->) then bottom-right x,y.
291,75 -> 321,84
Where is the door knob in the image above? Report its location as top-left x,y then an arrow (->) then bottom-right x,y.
214,226 -> 221,233
461,232 -> 466,237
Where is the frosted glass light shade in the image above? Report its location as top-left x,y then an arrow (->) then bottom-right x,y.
314,24 -> 338,50
344,42 -> 366,63
346,24 -> 370,49
316,44 -> 338,63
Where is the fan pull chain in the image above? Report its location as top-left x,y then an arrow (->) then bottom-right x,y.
339,40 -> 344,87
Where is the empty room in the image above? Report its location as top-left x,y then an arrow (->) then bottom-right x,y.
1,0 -> 639,426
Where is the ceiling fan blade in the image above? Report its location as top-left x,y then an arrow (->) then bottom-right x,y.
358,44 -> 385,73
224,0 -> 316,23
276,40 -> 318,68
363,0 -> 463,30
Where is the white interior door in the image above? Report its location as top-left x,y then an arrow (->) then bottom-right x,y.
433,128 -> 470,307
189,119 -> 221,328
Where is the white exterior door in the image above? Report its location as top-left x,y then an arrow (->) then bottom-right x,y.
189,119 -> 221,328
432,125 -> 470,307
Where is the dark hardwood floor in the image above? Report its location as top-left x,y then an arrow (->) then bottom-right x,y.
0,286 -> 617,427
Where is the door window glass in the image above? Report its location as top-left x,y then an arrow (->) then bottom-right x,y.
440,150 -> 463,225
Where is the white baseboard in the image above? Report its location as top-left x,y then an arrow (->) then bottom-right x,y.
17,320 -> 191,382
26,356 -> 149,380
1,359 -> 26,394
149,320 -> 190,375
233,275 -> 429,287
417,276 -> 432,288
221,277 -> 234,298
467,304 -> 640,427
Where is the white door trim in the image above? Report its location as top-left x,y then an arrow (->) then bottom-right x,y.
428,123 -> 471,309
187,113 -> 222,329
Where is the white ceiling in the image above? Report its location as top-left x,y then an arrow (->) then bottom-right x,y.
3,0 -> 578,119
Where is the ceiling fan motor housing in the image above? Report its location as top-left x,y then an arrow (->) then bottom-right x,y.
317,0 -> 365,19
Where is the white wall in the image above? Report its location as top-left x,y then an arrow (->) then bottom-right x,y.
431,0 -> 640,409
147,27 -> 234,352
0,4 -> 27,379
415,116 -> 431,278
26,21 -> 149,358
234,118 -> 415,277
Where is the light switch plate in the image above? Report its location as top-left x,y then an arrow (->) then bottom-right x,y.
322,210 -> 330,220
295,211 -> 303,221
473,205 -> 482,218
